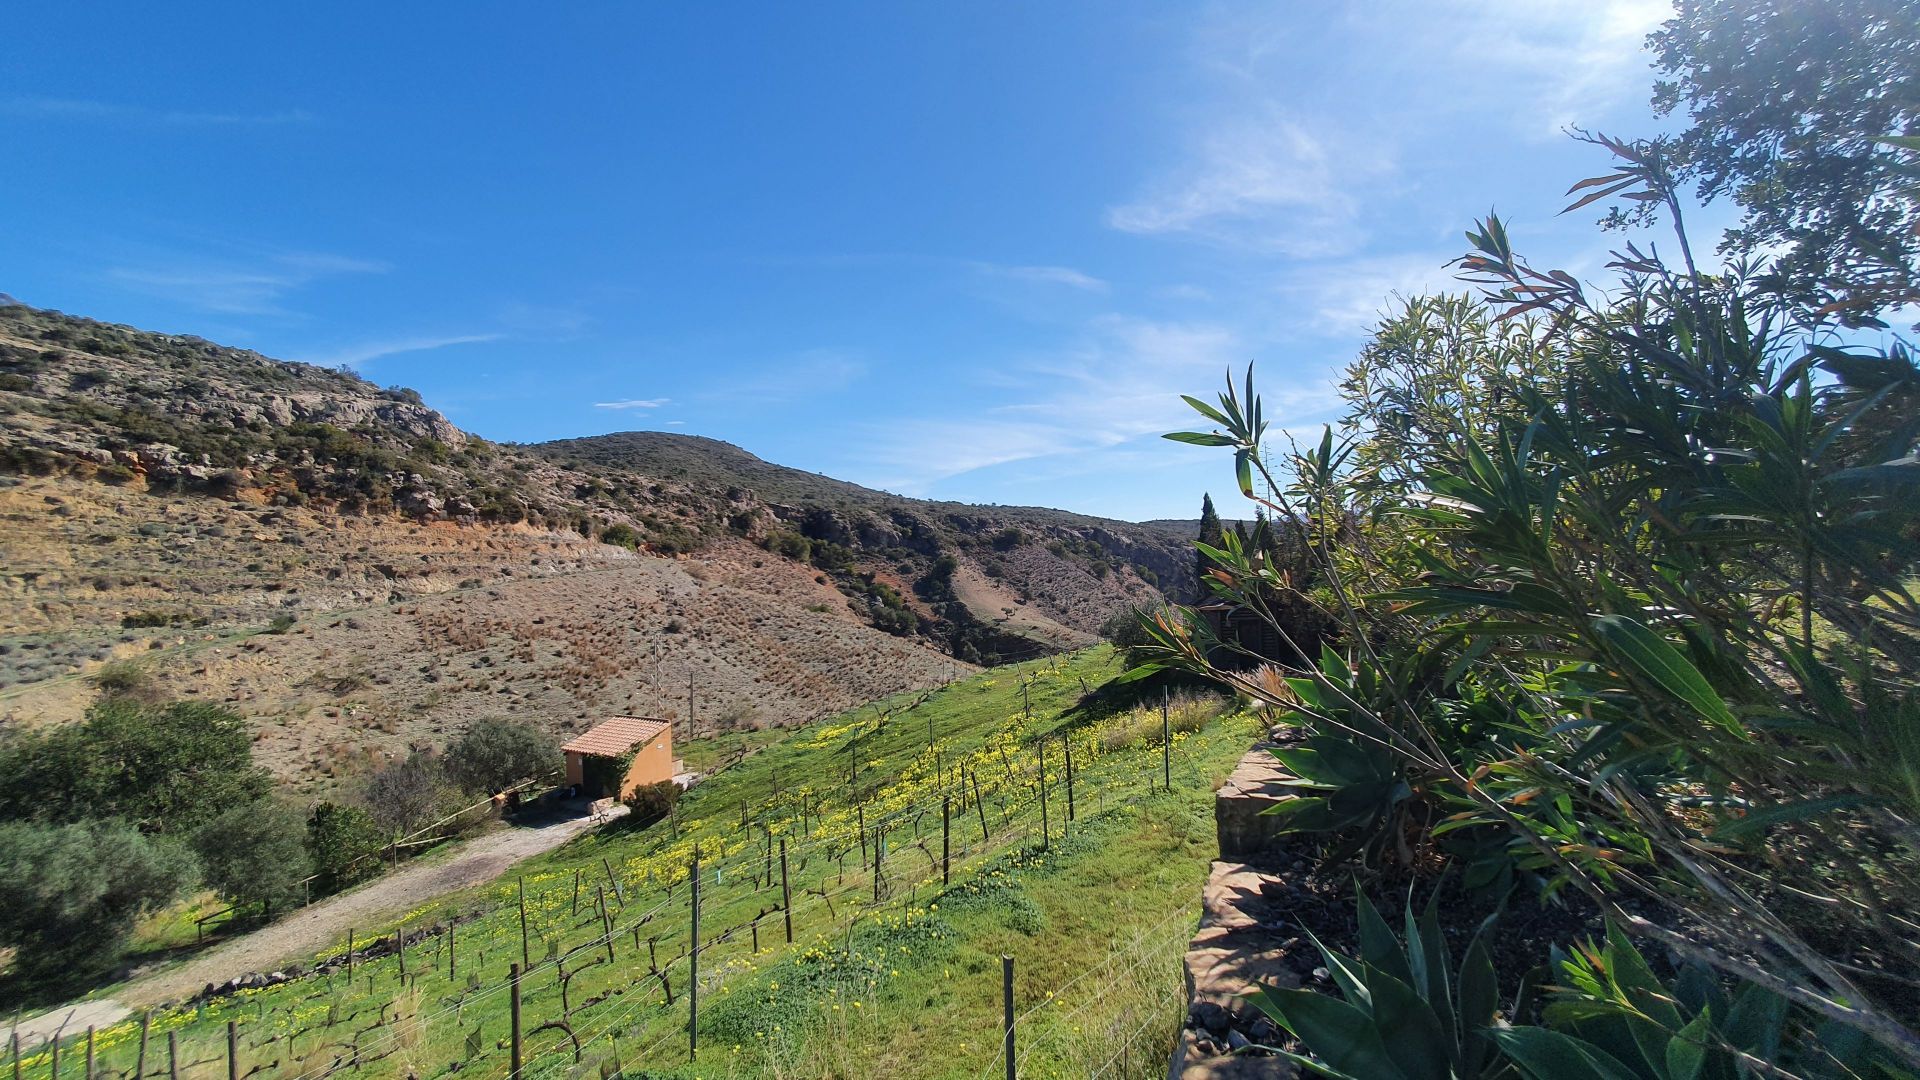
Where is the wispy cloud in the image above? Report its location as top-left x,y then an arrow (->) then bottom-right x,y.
1108,113 -> 1388,255
302,333 -> 501,371
975,263 -> 1109,292
1,96 -> 316,127
1276,253 -> 1467,336
1460,0 -> 1673,135
593,397 -> 671,410
106,251 -> 387,316
859,314 -> 1339,494
1108,0 -> 1668,255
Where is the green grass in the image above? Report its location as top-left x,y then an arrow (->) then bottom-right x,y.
20,648 -> 1258,1080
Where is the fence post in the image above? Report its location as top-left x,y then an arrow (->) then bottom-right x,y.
857,806 -> 867,868
1038,741 -> 1049,852
942,795 -> 951,885
598,886 -> 616,964
135,1014 -> 149,1080
689,847 -> 701,1062
1162,689 -> 1171,791
572,868 -> 582,916
972,770 -> 990,842
396,930 -> 406,982
1064,736 -> 1074,822
602,858 -> 624,907
226,1020 -> 237,1080
1002,955 -> 1017,1080
449,919 -> 457,981
85,1027 -> 93,1080
166,1032 -> 177,1080
779,838 -> 793,944
509,963 -> 522,1080
517,878 -> 531,973
346,928 -> 354,982
49,1033 -> 58,1080
8,1032 -> 17,1080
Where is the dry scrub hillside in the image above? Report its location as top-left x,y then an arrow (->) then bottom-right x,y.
0,305 -> 1191,654
0,301 -> 1192,787
0,475 -> 963,791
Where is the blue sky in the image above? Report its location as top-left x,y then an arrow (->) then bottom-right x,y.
2,1 -> 1703,521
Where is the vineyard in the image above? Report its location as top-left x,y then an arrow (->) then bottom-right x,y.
12,646 -> 1258,1080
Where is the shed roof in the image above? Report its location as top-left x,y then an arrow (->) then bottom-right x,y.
561,716 -> 670,757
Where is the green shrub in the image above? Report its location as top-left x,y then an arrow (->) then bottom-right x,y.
621,780 -> 680,825
443,718 -> 560,795
87,658 -> 161,701
763,530 -> 812,561
600,523 -> 641,549
0,820 -> 195,983
0,699 -> 270,834
306,802 -> 384,893
192,800 -> 312,914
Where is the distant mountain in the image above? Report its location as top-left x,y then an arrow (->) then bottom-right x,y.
0,302 -> 1194,782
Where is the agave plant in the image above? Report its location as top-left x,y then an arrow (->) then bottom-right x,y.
1262,645 -> 1440,866
1252,891 -> 1516,1080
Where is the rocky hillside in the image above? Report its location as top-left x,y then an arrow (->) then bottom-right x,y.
0,302 -> 1192,787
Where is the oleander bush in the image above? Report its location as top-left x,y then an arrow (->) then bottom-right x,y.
1137,130 -> 1920,1072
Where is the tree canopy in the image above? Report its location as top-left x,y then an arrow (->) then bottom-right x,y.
1649,0 -> 1920,320
443,717 -> 560,796
0,699 -> 270,834
0,820 -> 196,983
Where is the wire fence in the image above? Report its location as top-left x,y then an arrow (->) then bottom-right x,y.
8,671 -> 1233,1080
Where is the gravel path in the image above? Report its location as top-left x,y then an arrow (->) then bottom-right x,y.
2,806 -> 622,1049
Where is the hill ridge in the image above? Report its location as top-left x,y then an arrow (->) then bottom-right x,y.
0,302 -> 1194,786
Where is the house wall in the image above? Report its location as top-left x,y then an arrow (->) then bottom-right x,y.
565,751 -> 586,788
617,729 -> 675,799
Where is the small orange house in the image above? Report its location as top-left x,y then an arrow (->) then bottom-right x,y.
561,716 -> 680,800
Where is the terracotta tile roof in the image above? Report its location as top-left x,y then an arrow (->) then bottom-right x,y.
561,716 -> 670,757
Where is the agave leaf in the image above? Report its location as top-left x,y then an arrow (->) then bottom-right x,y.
1493,1028 -> 1643,1080
1458,931 -> 1499,1079
1414,892 -> 1457,1054
1306,928 -> 1374,1015
1664,1009 -> 1713,1080
1363,967 -> 1454,1080
1356,892 -> 1414,985
1720,981 -> 1788,1062
1254,985 -> 1409,1080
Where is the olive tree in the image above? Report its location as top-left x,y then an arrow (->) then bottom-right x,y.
443,718 -> 560,796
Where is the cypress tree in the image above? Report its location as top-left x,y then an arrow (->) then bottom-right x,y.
1195,494 -> 1224,598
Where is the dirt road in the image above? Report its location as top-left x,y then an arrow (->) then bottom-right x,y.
3,806 -> 622,1049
